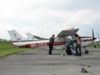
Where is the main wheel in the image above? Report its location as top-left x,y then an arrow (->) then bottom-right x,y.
85,50 -> 89,54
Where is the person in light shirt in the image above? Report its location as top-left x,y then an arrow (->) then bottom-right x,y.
75,34 -> 81,56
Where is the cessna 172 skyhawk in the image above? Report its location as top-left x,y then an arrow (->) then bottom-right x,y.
8,28 -> 96,52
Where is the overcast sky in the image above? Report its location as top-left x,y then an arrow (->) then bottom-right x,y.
0,0 -> 100,40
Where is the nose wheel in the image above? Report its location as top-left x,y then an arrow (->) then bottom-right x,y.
83,46 -> 89,54
85,50 -> 89,54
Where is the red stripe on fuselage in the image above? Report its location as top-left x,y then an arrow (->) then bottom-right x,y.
30,41 -> 65,48
81,39 -> 94,42
80,36 -> 92,38
13,38 -> 94,48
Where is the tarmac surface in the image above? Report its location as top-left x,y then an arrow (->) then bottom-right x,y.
0,47 -> 100,75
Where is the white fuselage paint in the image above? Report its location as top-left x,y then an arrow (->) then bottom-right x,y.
13,37 -> 94,49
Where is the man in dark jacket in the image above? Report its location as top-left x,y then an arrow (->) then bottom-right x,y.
49,34 -> 55,55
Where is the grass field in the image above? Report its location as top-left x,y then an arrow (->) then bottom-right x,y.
89,43 -> 100,48
0,41 -> 31,58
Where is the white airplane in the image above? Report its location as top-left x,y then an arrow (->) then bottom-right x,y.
26,32 -> 48,40
8,28 -> 96,52
94,33 -> 100,44
26,32 -> 39,40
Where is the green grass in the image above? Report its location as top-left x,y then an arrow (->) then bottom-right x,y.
89,43 -> 100,48
0,41 -> 31,58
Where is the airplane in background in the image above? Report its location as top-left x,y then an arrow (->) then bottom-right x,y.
26,32 -> 39,40
94,33 -> 100,44
8,28 -> 96,53
26,32 -> 48,40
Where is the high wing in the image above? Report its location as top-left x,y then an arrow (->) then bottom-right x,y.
57,28 -> 79,37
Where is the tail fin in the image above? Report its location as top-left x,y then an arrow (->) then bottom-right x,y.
26,32 -> 38,40
8,29 -> 25,41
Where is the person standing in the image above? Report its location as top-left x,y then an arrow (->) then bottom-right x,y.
75,34 -> 82,56
48,34 -> 55,55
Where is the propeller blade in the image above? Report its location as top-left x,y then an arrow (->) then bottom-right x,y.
92,29 -> 94,40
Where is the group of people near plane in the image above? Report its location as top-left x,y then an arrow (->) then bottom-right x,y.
48,34 -> 82,56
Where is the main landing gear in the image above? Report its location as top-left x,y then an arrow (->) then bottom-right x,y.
84,47 -> 89,54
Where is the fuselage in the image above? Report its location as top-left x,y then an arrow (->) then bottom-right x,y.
12,36 -> 95,48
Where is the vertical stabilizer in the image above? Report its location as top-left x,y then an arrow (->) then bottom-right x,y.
8,30 -> 25,41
